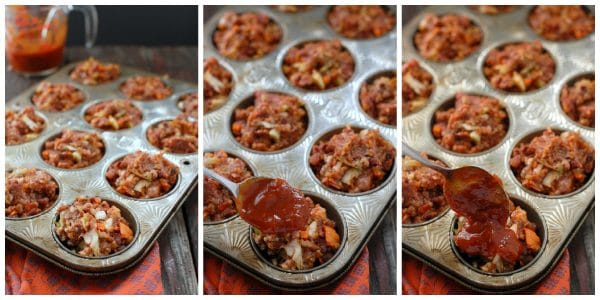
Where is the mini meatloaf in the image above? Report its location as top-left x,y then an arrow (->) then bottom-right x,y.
413,14 -> 483,62
84,99 -> 143,131
106,151 -> 179,199
55,197 -> 134,257
360,72 -> 397,125
32,81 -> 85,112
232,91 -> 307,151
119,76 -> 172,100
528,6 -> 594,41
147,115 -> 198,154
282,40 -> 355,91
483,41 -> 555,93
402,59 -> 434,115
432,93 -> 508,154
5,106 -> 45,145
178,92 -> 199,119
402,154 -> 448,224
560,76 -> 595,128
42,129 -> 105,169
204,150 -> 253,222
309,126 -> 396,193
213,11 -> 283,60
253,199 -> 341,270
204,57 -> 233,113
271,5 -> 312,13
455,200 -> 541,273
5,168 -> 59,218
509,128 -> 594,195
327,5 -> 395,39
69,57 -> 121,85
470,5 -> 516,15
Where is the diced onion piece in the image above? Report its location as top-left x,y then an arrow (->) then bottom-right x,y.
268,128 -> 280,141
134,179 -> 151,192
409,98 -> 427,110
403,157 -> 421,169
469,131 -> 481,144
83,228 -> 100,256
512,72 -> 526,92
95,210 -> 107,220
542,170 -> 560,187
259,121 -> 276,129
108,115 -> 119,130
204,71 -> 225,93
204,157 -> 219,166
21,115 -> 39,130
283,239 -> 303,269
72,151 -> 82,162
312,70 -> 325,89
493,64 -> 509,75
105,217 -> 114,230
62,144 -> 78,151
404,73 -> 425,94
461,123 -> 477,131
509,223 -> 518,235
292,62 -> 308,72
342,168 -> 361,185
307,221 -> 317,239
492,254 -> 505,273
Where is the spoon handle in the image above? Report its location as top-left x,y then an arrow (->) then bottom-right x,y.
401,142 -> 452,176
203,167 -> 240,197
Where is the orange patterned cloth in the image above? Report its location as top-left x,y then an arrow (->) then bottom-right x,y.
204,248 -> 370,294
5,241 -> 164,295
402,250 -> 570,294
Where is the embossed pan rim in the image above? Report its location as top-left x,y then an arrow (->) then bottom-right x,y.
51,197 -> 140,260
247,190 -> 348,274
202,148 -> 259,225
448,195 -> 548,276
505,126 -> 595,199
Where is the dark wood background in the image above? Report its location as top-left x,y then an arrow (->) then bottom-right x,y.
5,46 -> 199,295
402,5 -> 595,294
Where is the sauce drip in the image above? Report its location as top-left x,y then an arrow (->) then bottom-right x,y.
237,178 -> 312,234
444,166 -> 523,263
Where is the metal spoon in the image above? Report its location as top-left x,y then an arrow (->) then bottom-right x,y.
203,167 -> 268,207
402,142 -> 510,221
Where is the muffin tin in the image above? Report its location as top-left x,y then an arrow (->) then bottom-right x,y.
402,5 -> 594,292
5,62 -> 198,275
204,5 -> 397,290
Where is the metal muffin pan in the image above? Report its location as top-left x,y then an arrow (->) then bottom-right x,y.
5,62 -> 198,275
203,5 -> 397,290
402,5 -> 594,292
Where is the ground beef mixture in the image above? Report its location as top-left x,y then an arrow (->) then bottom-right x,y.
309,126 -> 396,193
106,151 -> 179,199
470,5 -> 516,15
41,129 -> 105,169
203,150 -> 253,222
402,154 -> 448,224
232,91 -> 307,151
147,115 -> 198,154
178,92 -> 198,119
327,5 -> 395,39
5,168 -> 59,218
402,59 -> 434,116
69,57 -> 121,85
510,128 -> 594,195
528,6 -> 594,41
483,41 -> 555,93
282,40 -> 355,91
413,14 -> 483,62
55,197 -> 134,257
84,99 -> 143,131
455,199 -> 542,273
271,5 -> 312,13
119,76 -> 172,100
5,106 -> 45,145
360,72 -> 397,125
32,81 -> 85,112
253,199 -> 341,270
204,57 -> 233,113
560,76 -> 595,128
213,11 -> 283,60
432,93 -> 508,154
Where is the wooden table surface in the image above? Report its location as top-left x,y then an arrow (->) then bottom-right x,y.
5,46 -> 199,295
402,5 -> 595,294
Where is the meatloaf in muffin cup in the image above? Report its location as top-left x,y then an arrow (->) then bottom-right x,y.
6,168 -> 59,218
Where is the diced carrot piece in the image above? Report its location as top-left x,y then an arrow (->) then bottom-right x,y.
299,230 -> 308,240
524,228 -> 541,252
232,123 -> 242,134
324,226 -> 340,249
120,222 -> 134,242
